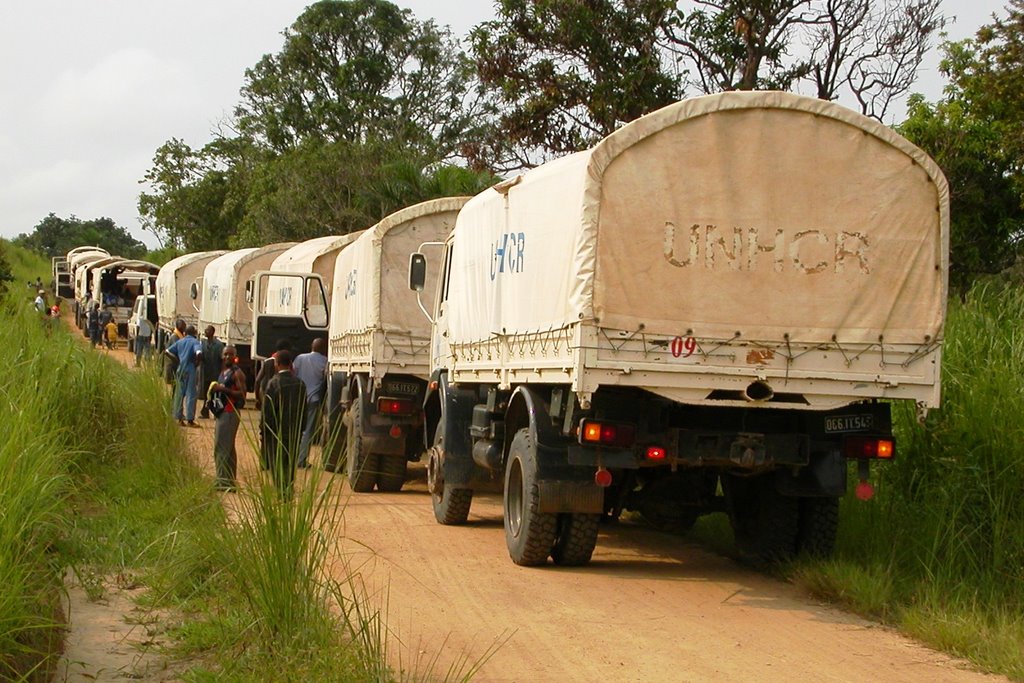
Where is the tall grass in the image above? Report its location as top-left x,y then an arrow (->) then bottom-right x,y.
798,282 -> 1024,678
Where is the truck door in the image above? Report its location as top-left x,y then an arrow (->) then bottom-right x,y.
251,271 -> 329,359
431,243 -> 455,369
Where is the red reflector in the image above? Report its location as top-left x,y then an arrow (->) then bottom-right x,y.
855,481 -> 875,500
843,436 -> 896,460
377,398 -> 413,415
389,425 -> 402,438
595,468 -> 613,487
646,446 -> 666,461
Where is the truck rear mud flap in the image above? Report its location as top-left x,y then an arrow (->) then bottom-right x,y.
537,480 -> 603,514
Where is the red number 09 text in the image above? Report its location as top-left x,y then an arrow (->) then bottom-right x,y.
671,336 -> 697,358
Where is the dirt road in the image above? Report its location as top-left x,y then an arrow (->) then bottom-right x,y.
184,419 -> 1000,683
93,332 -> 1001,683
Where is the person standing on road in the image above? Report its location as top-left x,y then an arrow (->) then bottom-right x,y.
199,325 -> 225,419
212,345 -> 247,491
293,337 -> 327,469
165,325 -> 203,426
104,318 -> 118,351
254,338 -> 292,470
261,349 -> 306,498
135,315 -> 154,366
87,303 -> 102,348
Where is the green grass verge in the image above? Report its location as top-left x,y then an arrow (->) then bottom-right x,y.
797,283 -> 1024,680
0,275 -> 399,680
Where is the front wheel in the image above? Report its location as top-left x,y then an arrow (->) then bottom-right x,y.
346,401 -> 378,493
504,428 -> 557,566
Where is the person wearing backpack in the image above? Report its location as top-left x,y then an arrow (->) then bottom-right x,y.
211,345 -> 247,491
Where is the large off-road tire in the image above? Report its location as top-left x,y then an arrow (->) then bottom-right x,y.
635,472 -> 716,534
504,428 -> 557,566
427,423 -> 472,524
551,513 -> 600,566
724,473 -> 799,566
377,455 -> 408,492
797,496 -> 840,558
346,401 -> 378,493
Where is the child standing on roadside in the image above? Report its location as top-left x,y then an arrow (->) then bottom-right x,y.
104,319 -> 118,351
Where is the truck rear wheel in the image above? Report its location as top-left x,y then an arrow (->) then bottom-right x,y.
427,423 -> 472,524
346,401 -> 378,493
724,473 -> 799,565
797,496 -> 839,558
377,455 -> 407,492
504,428 -> 557,566
551,513 -> 600,566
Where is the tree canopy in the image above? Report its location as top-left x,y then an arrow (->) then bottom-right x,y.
13,214 -> 147,260
471,0 -> 945,167
899,3 -> 1024,292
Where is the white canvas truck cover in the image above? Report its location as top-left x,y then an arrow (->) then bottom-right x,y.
200,243 -> 295,343
156,251 -> 226,329
446,91 -> 948,408
263,233 -> 363,317
70,252 -> 112,296
330,197 -> 468,369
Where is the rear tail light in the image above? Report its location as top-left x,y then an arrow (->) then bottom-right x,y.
578,419 -> 635,448
645,446 -> 666,461
843,436 -> 895,460
377,397 -> 414,416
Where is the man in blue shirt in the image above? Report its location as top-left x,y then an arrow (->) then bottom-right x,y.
293,337 -> 328,468
165,325 -> 204,426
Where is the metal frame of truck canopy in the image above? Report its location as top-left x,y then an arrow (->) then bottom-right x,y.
198,243 -> 295,346
440,91 -> 949,412
75,255 -> 123,301
250,232 -> 364,360
90,260 -> 160,333
155,250 -> 227,332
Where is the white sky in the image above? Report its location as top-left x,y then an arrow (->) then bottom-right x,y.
0,0 -> 1008,248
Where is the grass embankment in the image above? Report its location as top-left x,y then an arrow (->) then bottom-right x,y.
796,283 -> 1024,680
0,262 -> 398,680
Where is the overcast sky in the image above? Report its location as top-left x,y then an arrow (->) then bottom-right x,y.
0,0 -> 1009,249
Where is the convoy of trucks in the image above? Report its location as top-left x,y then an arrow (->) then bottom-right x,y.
60,90 -> 948,570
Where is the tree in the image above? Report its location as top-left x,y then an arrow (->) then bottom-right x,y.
235,0 -> 489,161
899,26 -> 1024,293
231,140 -> 497,246
471,0 -> 682,169
13,215 -> 147,260
138,138 -> 250,251
471,0 -> 945,166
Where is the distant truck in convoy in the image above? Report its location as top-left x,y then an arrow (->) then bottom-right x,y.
199,243 -> 295,383
323,198 -> 468,491
250,233 -> 363,362
154,251 -> 226,349
408,92 -> 948,567
89,259 -> 160,336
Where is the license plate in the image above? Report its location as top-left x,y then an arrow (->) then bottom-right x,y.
824,414 -> 874,433
384,381 -> 419,396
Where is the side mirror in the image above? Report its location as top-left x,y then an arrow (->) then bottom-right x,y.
189,282 -> 199,300
408,253 -> 427,292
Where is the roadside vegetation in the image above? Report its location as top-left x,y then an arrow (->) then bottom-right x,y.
0,243 -> 476,681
